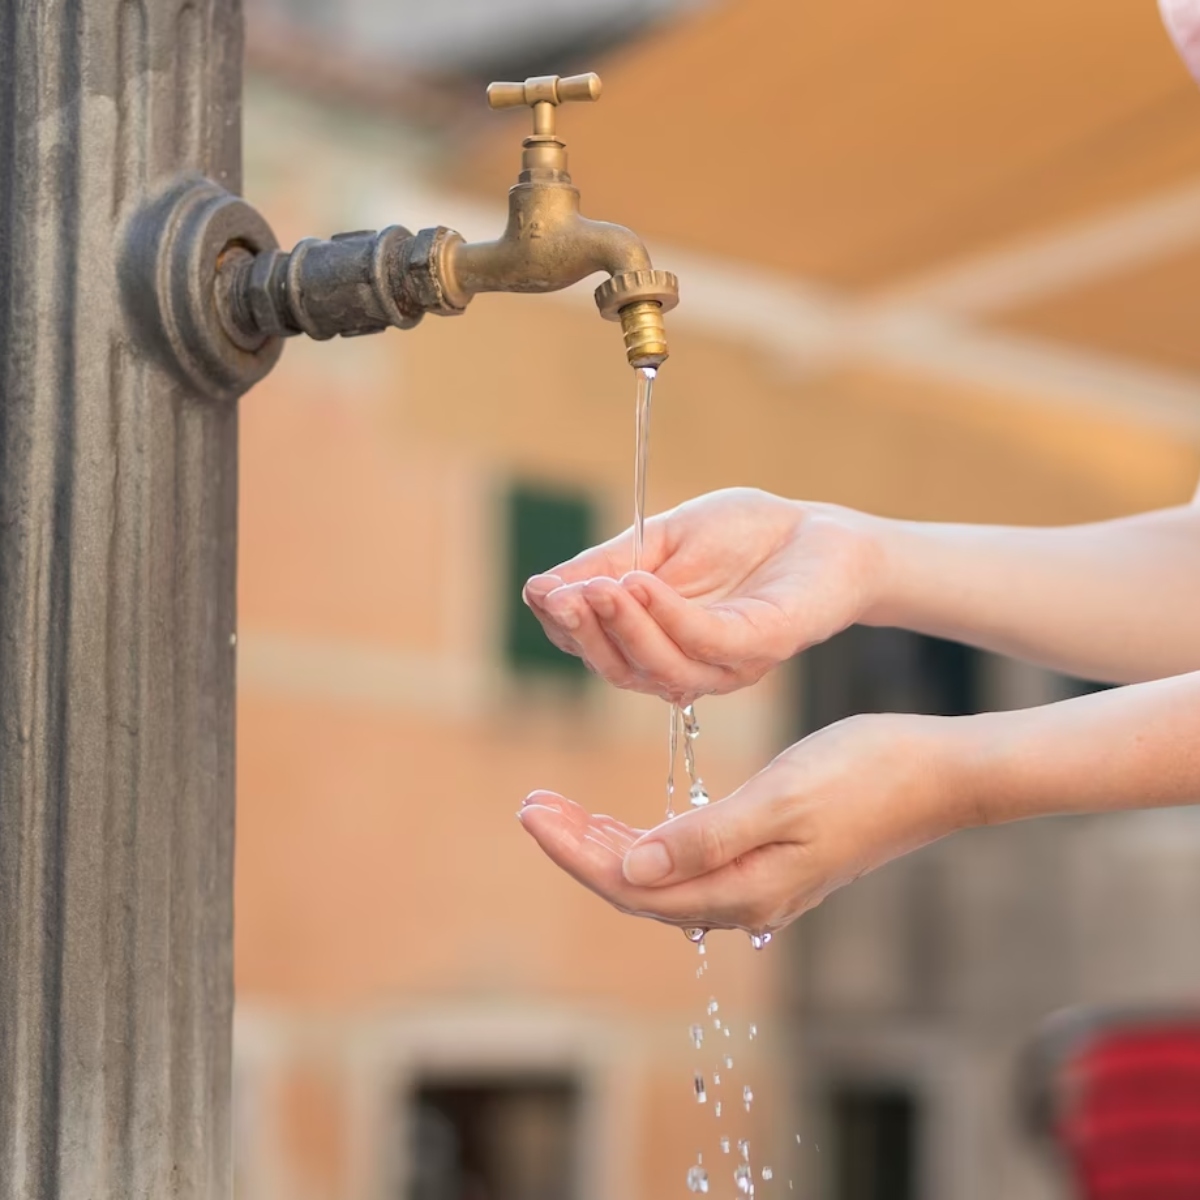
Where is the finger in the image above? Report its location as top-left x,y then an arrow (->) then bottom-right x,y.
622,572 -> 785,668
542,582 -> 641,687
518,797 -> 788,929
523,572 -> 564,607
621,770 -> 785,886
523,597 -> 583,657
534,514 -> 671,588
581,579 -> 729,697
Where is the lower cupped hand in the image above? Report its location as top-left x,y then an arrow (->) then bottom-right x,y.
518,713 -> 973,933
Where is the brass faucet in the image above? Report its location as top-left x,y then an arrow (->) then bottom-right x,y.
216,72 -> 679,373
441,73 -> 679,369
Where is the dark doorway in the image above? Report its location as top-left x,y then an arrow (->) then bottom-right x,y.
408,1077 -> 580,1200
830,1085 -> 920,1200
798,626 -> 983,736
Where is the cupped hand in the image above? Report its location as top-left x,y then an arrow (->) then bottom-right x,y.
522,488 -> 881,702
517,713 -> 970,934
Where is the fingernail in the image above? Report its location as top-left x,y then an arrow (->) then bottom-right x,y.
526,574 -> 559,598
623,840 -> 673,885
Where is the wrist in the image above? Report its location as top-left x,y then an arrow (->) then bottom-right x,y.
801,502 -> 902,629
936,709 -> 1023,832
854,514 -> 928,629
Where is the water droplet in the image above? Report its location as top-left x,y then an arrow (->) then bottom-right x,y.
714,1018 -> 722,1031
683,927 -> 707,944
749,931 -> 774,950
707,999 -> 719,1016
794,1134 -> 802,1144
687,1165 -> 709,1194
762,1168 -> 773,1182
738,1139 -> 750,1162
694,1073 -> 707,1104
734,1165 -> 753,1196
713,1073 -> 721,1085
723,1055 -> 733,1069
742,1085 -> 754,1112
690,1024 -> 704,1049
749,1024 -> 758,1040
720,1137 -> 730,1155
789,1183 -> 794,1191
698,941 -> 707,956
715,1100 -> 722,1116
724,1027 -> 731,1038
689,781 -> 710,807
683,704 -> 700,738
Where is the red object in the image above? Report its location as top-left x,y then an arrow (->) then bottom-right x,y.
1056,1020 -> 1200,1199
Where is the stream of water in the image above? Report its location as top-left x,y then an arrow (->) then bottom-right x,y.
631,365 -> 797,1195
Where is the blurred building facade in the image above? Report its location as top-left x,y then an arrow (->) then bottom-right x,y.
233,2 -> 1200,1198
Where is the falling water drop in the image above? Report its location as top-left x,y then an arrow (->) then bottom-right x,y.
720,1137 -> 730,1155
734,1165 -> 753,1196
686,1165 -> 709,1194
694,1073 -> 707,1104
714,1073 -> 721,1086
749,931 -> 774,950
762,1168 -> 774,1182
723,1055 -> 733,1070
688,781 -> 710,808
698,940 -> 707,956
724,1027 -> 731,1038
749,1024 -> 758,1040
707,999 -> 719,1016
690,1024 -> 704,1050
683,927 -> 707,944
743,1085 -> 754,1112
714,1018 -> 722,1032
738,1140 -> 750,1162
715,1100 -> 722,1117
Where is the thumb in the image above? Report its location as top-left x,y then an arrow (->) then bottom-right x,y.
621,777 -> 776,886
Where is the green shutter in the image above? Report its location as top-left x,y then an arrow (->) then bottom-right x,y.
504,484 -> 594,678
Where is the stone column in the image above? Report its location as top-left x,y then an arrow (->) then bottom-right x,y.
0,2 -> 243,1196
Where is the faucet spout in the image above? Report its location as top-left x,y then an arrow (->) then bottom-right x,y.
447,187 -> 653,299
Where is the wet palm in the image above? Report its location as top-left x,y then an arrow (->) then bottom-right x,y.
523,488 -> 879,700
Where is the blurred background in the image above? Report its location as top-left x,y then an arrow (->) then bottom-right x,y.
230,1 -> 1200,1198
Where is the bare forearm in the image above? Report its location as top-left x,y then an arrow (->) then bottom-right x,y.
861,501 -> 1200,683
949,672 -> 1200,828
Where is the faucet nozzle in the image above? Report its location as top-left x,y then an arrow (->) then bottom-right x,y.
595,269 -> 680,369
619,301 -> 669,370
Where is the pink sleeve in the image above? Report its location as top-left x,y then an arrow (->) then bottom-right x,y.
1161,0 -> 1200,81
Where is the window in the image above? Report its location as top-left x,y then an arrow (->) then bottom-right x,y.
504,484 -> 594,679
830,1085 -> 919,1200
796,627 -> 981,737
408,1077 -> 580,1200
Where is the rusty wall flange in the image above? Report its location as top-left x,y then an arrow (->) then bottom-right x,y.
123,177 -> 283,403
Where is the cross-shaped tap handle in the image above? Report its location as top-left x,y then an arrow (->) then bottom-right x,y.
486,73 -> 603,138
